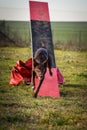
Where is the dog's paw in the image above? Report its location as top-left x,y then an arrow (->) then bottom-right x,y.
25,81 -> 31,85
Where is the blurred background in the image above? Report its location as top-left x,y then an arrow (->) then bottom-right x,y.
0,0 -> 87,50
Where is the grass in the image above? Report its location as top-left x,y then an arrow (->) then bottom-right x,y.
0,21 -> 87,49
0,47 -> 87,130
51,22 -> 87,44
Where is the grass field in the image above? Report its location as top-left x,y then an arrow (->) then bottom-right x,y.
51,22 -> 87,44
0,47 -> 87,130
0,21 -> 87,50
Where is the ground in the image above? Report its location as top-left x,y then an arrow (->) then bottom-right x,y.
0,47 -> 87,130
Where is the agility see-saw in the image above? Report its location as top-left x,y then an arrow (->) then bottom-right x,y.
29,1 -> 60,98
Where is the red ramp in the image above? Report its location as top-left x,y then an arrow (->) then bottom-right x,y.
29,1 -> 60,98
34,68 -> 60,98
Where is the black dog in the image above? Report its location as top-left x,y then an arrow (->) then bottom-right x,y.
33,47 -> 52,97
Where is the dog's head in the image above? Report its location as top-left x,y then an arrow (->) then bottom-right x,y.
34,48 -> 48,79
34,48 -> 48,64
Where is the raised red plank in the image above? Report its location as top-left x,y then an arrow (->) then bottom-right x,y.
29,1 -> 50,21
29,1 -> 60,98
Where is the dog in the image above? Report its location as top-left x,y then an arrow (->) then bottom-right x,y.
33,46 -> 53,97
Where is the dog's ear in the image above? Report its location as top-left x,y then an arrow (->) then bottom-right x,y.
41,41 -> 46,48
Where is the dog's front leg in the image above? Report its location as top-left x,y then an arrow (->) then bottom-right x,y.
48,56 -> 53,76
33,76 -> 44,98
33,66 -> 46,98
31,71 -> 35,90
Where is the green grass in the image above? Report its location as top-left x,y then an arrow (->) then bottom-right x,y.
51,22 -> 87,44
0,21 -> 87,50
0,47 -> 87,130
